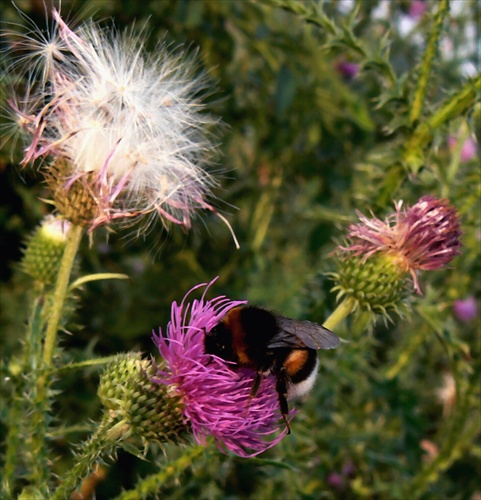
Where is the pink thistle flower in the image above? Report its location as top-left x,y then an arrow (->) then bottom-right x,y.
5,9 -> 238,243
343,196 -> 462,294
152,279 -> 290,457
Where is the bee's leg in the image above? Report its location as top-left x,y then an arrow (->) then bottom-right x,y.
250,372 -> 263,398
276,368 -> 291,434
245,372 -> 264,416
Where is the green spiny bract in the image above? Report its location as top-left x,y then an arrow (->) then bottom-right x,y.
98,353 -> 188,445
21,217 -> 70,285
330,253 -> 411,319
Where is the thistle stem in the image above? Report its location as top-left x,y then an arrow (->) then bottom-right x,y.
442,121 -> 470,197
271,0 -> 396,84
52,417 -> 126,500
2,387 -> 22,497
115,445 -> 206,500
409,0 -> 448,124
24,224 -> 82,493
323,297 -> 356,331
6,295 -> 53,497
43,223 -> 83,365
405,75 -> 481,159
404,366 -> 479,496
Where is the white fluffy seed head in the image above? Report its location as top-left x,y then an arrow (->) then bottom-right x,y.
5,9 -> 226,234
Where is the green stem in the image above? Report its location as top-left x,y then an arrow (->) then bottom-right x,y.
427,75 -> 481,131
409,0 -> 449,124
251,172 -> 282,252
323,297 -> 356,331
23,224 -> 83,493
43,223 -> 83,365
1,386 -> 22,497
270,0 -> 396,85
270,0 -> 338,35
385,329 -> 426,380
52,416 -> 126,500
115,445 -> 206,500
404,75 -> 481,161
5,296 -> 47,496
404,366 -> 479,496
442,121 -> 471,197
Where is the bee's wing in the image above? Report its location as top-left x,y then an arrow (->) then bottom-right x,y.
268,317 -> 340,350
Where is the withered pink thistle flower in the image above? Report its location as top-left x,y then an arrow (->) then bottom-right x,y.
4,10 -> 237,242
343,196 -> 462,294
152,279 -> 290,457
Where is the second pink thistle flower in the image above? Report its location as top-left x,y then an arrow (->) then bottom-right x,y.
332,196 -> 461,318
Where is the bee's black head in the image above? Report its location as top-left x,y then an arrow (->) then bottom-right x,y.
204,322 -> 236,362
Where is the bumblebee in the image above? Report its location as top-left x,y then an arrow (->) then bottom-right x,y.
204,305 -> 340,433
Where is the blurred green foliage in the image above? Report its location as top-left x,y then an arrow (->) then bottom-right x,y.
1,0 -> 480,498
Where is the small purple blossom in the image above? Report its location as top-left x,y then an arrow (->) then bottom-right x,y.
408,1 -> 428,20
453,296 -> 477,323
327,460 -> 356,490
152,279 -> 290,457
449,136 -> 478,163
342,459 -> 356,477
335,59 -> 360,80
327,472 -> 345,490
343,196 -> 462,294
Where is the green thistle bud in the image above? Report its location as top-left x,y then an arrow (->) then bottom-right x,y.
22,217 -> 70,285
331,253 -> 410,317
98,353 -> 187,445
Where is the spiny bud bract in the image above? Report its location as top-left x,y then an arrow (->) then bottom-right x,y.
49,164 -> 99,228
331,252 -> 411,318
98,353 -> 187,446
21,217 -> 71,285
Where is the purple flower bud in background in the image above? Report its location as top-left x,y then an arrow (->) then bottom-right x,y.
342,459 -> 356,477
408,0 -> 428,20
448,136 -> 478,162
327,472 -> 345,490
335,59 -> 359,80
453,296 -> 477,323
